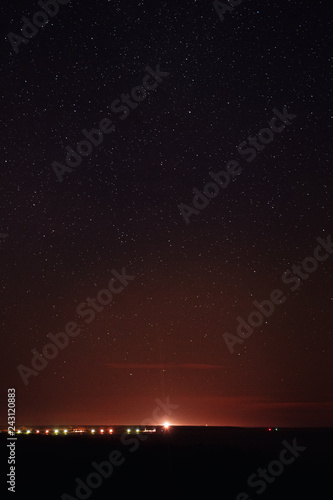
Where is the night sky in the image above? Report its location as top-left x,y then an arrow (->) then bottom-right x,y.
1,0 -> 332,427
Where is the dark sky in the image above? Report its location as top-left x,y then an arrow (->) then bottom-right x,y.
1,0 -> 332,427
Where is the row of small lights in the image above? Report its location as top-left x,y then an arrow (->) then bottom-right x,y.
16,428 -> 114,435
16,422 -> 170,435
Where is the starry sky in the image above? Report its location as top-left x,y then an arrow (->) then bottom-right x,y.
1,0 -> 332,427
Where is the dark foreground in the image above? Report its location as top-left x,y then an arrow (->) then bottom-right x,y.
2,427 -> 332,499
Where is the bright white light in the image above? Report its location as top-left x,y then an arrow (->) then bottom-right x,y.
91,429 -> 95,434
127,428 -> 131,433
26,430 -> 31,434
64,429 -> 68,434
17,430 -> 21,434
136,428 -> 140,433
54,429 -> 59,434
163,422 -> 170,429
108,429 -> 113,434
100,429 -> 104,433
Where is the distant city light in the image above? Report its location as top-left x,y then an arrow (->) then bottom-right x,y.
100,429 -> 104,433
64,429 -> 68,434
275,428 -> 278,431
127,428 -> 131,433
91,429 -> 95,434
17,430 -> 21,434
26,430 -> 31,434
45,430 -> 49,434
135,428 -> 140,433
108,429 -> 113,434
268,428 -> 272,431
36,430 -> 40,433
163,422 -> 170,429
54,429 -> 59,434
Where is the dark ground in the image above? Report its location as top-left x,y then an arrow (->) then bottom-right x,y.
2,427 -> 332,499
